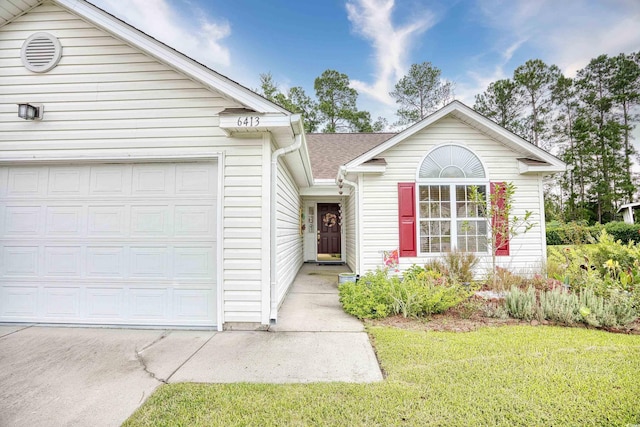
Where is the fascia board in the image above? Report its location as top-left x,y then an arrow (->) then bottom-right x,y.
55,0 -> 286,114
344,165 -> 386,174
518,162 -> 566,174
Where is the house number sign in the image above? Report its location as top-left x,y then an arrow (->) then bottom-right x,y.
237,116 -> 260,127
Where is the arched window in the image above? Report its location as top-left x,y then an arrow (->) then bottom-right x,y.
418,145 -> 486,179
416,145 -> 488,254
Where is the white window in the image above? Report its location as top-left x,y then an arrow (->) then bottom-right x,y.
417,145 -> 488,254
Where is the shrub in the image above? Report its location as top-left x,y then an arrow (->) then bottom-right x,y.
486,267 -> 527,292
539,288 -> 579,324
603,221 -> 640,245
338,269 -> 394,319
499,284 -> 638,328
504,286 -> 536,320
420,251 -> 480,285
546,221 -> 600,245
390,272 -> 470,318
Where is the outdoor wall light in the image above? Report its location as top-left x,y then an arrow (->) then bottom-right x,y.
17,103 -> 43,120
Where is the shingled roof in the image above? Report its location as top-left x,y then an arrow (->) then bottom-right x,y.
306,133 -> 395,179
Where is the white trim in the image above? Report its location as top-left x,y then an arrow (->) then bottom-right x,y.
216,153 -> 225,331
0,150 -> 222,164
356,173 -> 364,274
345,101 -> 566,173
54,0 -> 286,114
261,135 -> 272,325
538,176 -> 548,264
344,164 -> 386,174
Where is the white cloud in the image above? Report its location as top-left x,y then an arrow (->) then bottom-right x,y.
458,0 -> 640,105
474,0 -> 640,77
346,0 -> 436,105
89,0 -> 231,69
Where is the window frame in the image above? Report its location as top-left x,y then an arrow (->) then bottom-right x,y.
415,144 -> 489,255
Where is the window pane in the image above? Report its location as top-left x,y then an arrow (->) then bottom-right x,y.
441,202 -> 451,218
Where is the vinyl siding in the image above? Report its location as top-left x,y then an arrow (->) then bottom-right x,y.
0,3 -> 269,324
275,154 -> 303,306
360,116 -> 545,276
344,190 -> 357,273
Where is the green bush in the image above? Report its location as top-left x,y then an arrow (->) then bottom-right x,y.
423,250 -> 479,284
546,221 -> 640,246
339,266 -> 470,319
338,269 -> 394,319
546,221 -> 600,245
604,221 -> 640,245
504,286 -> 536,320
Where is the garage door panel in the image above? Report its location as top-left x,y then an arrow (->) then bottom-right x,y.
174,205 -> 215,236
48,167 -> 89,196
129,247 -> 169,278
1,285 -> 38,317
129,288 -> 169,319
6,167 -> 47,196
0,162 -> 218,327
86,247 -> 124,278
46,206 -> 84,235
90,165 -> 132,195
5,206 -> 42,235
176,164 -> 216,195
85,287 -> 125,319
174,246 -> 215,278
87,205 -> 127,236
3,246 -> 39,276
43,287 -> 81,318
44,246 -> 82,277
131,205 -> 170,236
174,289 -> 214,319
132,164 -> 173,195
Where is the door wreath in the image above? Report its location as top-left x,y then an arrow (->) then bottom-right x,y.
322,212 -> 337,228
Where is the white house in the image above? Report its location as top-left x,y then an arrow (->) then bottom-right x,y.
0,0 -> 566,330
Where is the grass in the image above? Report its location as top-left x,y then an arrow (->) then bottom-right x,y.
124,326 -> 640,426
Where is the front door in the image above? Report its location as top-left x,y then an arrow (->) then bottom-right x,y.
317,203 -> 341,262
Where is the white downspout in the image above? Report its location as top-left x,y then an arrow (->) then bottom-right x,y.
338,167 -> 359,275
270,117 -> 303,323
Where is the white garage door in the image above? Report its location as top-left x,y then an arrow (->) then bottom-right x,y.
0,162 -> 218,327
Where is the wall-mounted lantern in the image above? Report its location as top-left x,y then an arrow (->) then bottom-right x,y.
17,103 -> 44,120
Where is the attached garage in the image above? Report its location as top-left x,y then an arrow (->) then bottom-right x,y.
1,0 -> 312,330
0,161 -> 220,327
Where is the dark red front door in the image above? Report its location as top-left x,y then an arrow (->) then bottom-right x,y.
317,203 -> 341,258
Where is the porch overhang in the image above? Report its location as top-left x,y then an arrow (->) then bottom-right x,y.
301,179 -> 349,196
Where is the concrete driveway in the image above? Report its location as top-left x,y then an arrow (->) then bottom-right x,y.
0,325 -> 215,427
0,264 -> 382,427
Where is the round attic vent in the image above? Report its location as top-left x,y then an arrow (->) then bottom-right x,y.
21,32 -> 62,73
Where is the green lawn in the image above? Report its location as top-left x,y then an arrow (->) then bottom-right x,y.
124,326 -> 640,427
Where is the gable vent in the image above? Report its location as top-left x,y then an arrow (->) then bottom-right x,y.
21,33 -> 62,73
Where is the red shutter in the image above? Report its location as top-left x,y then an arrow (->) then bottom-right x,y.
398,183 -> 417,257
491,182 -> 509,256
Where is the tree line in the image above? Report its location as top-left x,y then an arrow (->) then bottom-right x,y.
258,52 -> 640,223
258,63 -> 452,133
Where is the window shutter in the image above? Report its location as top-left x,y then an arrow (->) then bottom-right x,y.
490,182 -> 509,256
398,183 -> 417,257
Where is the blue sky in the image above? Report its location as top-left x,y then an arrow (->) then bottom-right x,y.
90,0 -> 640,124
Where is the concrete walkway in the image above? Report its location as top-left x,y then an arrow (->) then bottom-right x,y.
172,263 -> 383,383
0,263 -> 382,426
